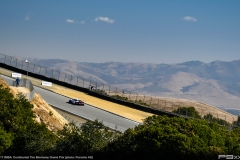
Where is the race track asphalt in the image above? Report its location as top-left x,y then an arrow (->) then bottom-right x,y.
1,75 -> 139,132
34,86 -> 139,132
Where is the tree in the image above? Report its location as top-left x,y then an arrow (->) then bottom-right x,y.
104,115 -> 240,159
172,106 -> 201,119
232,116 -> 240,128
0,84 -> 57,155
203,113 -> 230,126
53,120 -> 119,155
0,127 -> 13,155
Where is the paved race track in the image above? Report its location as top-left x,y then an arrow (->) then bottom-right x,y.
2,75 -> 139,132
34,86 -> 139,132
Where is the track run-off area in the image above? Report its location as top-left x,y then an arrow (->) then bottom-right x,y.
0,68 -> 154,132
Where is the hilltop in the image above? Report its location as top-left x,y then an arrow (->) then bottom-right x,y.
24,58 -> 240,110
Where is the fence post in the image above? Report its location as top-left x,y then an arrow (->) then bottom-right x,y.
9,56 -> 12,65
150,97 -> 152,107
58,71 -> 60,81
172,102 -> 174,111
21,60 -> 23,69
45,68 -> 47,77
27,62 -> 29,78
164,100 -> 166,111
64,73 -> 66,82
39,66 -> 41,74
129,91 -> 131,100
3,54 -> 6,64
15,59 -> 18,67
122,89 -> 124,97
33,64 -> 35,73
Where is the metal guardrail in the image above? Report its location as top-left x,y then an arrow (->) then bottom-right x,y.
0,53 -> 238,126
0,75 -> 34,101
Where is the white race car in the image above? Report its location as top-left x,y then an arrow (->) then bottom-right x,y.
69,98 -> 84,106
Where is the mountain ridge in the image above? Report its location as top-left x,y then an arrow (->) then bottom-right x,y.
22,57 -> 240,110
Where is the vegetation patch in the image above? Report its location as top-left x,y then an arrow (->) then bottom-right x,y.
1,84 -> 240,158
172,106 -> 232,126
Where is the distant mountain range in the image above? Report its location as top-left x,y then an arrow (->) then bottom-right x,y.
26,57 -> 240,111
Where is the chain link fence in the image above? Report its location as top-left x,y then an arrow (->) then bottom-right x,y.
0,53 -> 238,127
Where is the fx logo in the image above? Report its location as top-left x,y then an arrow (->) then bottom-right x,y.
218,155 -> 240,159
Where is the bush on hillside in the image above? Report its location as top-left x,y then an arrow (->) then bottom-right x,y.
172,106 -> 201,119
0,127 -> 13,155
134,99 -> 150,107
203,113 -> 231,126
52,120 -> 120,155
0,84 -> 57,155
232,116 -> 240,127
93,89 -> 108,96
110,95 -> 151,107
1,82 -> 240,158
104,115 -> 240,159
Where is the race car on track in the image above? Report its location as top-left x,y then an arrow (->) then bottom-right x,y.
69,98 -> 84,106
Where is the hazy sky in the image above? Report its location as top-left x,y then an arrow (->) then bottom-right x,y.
0,0 -> 240,64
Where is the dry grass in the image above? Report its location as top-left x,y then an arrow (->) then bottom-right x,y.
31,93 -> 68,132
9,86 -> 29,97
0,67 -> 237,124
18,80 -> 153,122
0,68 -> 154,123
0,77 -> 68,132
0,78 -> 9,88
53,107 -> 87,124
115,93 -> 238,123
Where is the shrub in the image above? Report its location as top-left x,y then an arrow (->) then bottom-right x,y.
172,106 -> 201,119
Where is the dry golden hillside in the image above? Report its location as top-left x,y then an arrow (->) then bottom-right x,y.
110,93 -> 238,124
31,93 -> 68,132
0,67 -> 237,124
0,77 -> 15,95
0,78 -> 68,132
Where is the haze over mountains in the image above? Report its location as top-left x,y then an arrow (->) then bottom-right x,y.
26,57 -> 240,111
